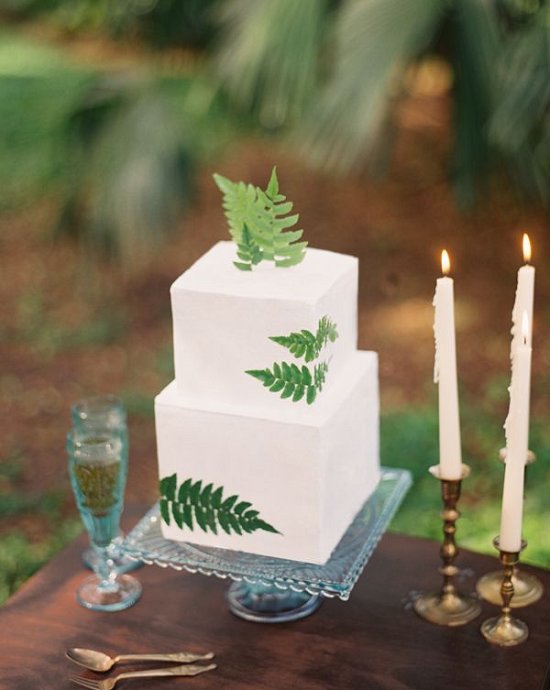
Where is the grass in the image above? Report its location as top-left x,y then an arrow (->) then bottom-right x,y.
0,452 -> 82,605
385,399 -> 550,568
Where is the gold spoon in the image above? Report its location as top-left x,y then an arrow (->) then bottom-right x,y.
66,648 -> 215,673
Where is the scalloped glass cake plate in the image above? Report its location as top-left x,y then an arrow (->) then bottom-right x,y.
122,467 -> 412,623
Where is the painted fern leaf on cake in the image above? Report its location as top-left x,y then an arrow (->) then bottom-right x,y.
213,166 -> 307,269
270,315 -> 339,362
159,475 -> 280,536
246,360 -> 330,405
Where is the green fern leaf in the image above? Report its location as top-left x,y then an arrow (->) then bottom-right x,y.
281,381 -> 295,398
213,166 -> 307,269
316,315 -> 339,351
221,494 -> 238,511
233,224 -> 264,271
194,504 -> 207,532
218,511 -> 231,535
269,316 -> 339,363
270,378 -> 285,393
246,358 -> 330,405
212,174 -> 258,244
182,503 -> 193,530
227,512 -> 242,535
292,384 -> 305,402
211,486 -> 223,509
235,501 -> 252,515
159,476 -> 281,536
205,508 -> 217,534
281,361 -> 292,381
172,502 -> 184,529
160,498 -> 170,525
160,474 -> 177,502
190,479 -> 202,505
314,361 -> 329,392
252,519 -> 280,534
177,478 -> 192,503
200,482 -> 213,507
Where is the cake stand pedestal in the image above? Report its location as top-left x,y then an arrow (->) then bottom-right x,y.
122,468 -> 411,623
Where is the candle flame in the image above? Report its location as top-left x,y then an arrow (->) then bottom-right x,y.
441,250 -> 450,276
523,233 -> 532,263
522,311 -> 529,343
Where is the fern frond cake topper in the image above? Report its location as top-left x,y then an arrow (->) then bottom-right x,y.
213,166 -> 307,271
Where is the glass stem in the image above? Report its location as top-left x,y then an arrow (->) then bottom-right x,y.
93,544 -> 119,592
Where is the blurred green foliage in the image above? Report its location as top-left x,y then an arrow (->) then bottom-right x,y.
215,0 -> 549,207
0,31 -> 237,270
0,31 -> 94,209
14,290 -> 127,357
1,0 -> 220,49
0,452 -> 82,604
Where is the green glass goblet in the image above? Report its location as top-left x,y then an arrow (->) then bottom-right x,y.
71,395 -> 140,575
67,428 -> 141,612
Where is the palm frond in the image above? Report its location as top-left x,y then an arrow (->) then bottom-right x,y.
57,77 -> 194,273
215,0 -> 330,127
489,8 -> 550,204
302,0 -> 445,173
450,0 -> 501,206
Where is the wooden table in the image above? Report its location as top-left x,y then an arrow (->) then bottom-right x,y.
1,519 -> 549,690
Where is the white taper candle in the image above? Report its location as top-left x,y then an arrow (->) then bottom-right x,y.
433,250 -> 462,480
500,312 -> 532,552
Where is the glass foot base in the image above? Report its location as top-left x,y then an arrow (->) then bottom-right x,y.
413,590 -> 481,626
82,547 -> 142,575
481,614 -> 529,646
226,582 -> 322,623
77,574 -> 142,612
476,569 -> 543,608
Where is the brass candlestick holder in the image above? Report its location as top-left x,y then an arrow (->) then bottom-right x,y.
476,449 -> 542,608
414,464 -> 481,626
481,538 -> 529,646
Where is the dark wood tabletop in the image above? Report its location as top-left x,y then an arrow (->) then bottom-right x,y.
1,511 -> 549,690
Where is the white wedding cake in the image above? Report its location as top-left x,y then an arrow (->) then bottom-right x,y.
154,170 -> 380,564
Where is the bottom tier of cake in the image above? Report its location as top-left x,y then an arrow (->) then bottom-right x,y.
155,351 -> 380,564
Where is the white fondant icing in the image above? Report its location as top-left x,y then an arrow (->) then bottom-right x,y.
171,241 -> 358,411
155,351 -> 379,564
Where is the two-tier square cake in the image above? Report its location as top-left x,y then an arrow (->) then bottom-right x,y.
154,170 -> 380,564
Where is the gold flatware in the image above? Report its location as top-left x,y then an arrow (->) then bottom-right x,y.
70,663 -> 217,689
66,648 -> 214,672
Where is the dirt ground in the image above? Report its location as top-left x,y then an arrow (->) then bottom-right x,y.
0,86 -> 548,543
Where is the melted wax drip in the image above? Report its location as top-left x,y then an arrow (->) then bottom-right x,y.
504,284 -> 522,450
432,283 -> 442,384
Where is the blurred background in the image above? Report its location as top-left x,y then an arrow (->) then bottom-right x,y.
0,0 -> 548,603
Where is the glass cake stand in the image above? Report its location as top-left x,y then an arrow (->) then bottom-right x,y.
121,467 -> 411,623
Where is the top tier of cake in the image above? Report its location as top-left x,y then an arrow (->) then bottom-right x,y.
170,242 -> 358,414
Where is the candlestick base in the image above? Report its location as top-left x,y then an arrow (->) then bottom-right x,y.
478,450 -> 543,608
414,590 -> 481,627
481,614 -> 528,647
477,567 -> 543,608
480,538 -> 529,646
414,464 -> 481,627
